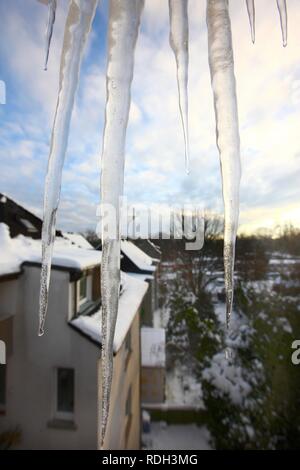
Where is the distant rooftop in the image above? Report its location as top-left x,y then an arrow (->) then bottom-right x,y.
141,327 -> 166,368
121,240 -> 156,274
62,231 -> 94,250
0,223 -> 101,278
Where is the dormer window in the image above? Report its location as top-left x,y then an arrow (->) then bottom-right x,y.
69,267 -> 101,320
19,218 -> 38,233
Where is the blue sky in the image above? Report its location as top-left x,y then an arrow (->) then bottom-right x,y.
0,0 -> 300,234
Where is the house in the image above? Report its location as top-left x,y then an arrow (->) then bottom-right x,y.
120,240 -> 160,328
0,192 -> 61,239
0,210 -> 148,449
95,238 -> 160,327
141,327 -> 166,404
132,239 -> 162,262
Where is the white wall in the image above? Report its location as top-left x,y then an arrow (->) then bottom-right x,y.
0,278 -> 20,321
0,266 -> 100,449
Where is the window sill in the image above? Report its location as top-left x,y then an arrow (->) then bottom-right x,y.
77,299 -> 100,317
47,419 -> 77,431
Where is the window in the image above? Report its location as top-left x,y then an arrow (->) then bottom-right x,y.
124,329 -> 131,370
19,218 -> 38,233
125,329 -> 131,354
56,368 -> 74,420
124,385 -> 132,446
0,365 -> 6,412
79,277 -> 87,303
76,274 -> 92,311
125,385 -> 132,417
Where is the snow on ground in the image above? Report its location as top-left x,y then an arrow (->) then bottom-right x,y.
143,422 -> 212,450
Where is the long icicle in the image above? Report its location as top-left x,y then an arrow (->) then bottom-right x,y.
169,0 -> 190,174
38,0 -> 98,336
245,0 -> 255,44
206,0 -> 241,335
44,0 -> 57,70
100,0 -> 144,449
276,0 -> 288,47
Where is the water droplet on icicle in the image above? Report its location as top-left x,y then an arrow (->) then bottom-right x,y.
38,0 -> 98,336
276,0 -> 288,47
44,0 -> 57,70
169,0 -> 190,174
100,0 -> 144,449
246,0 -> 255,44
206,0 -> 241,332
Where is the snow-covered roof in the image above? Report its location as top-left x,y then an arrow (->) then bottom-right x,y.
121,240 -> 156,272
62,232 -> 94,250
141,327 -> 166,367
70,273 -> 148,352
147,239 -> 161,256
0,223 -> 101,277
127,272 -> 154,282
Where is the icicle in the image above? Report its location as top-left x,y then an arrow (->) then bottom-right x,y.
38,0 -> 98,336
276,0 -> 288,47
100,0 -> 144,449
44,0 -> 57,71
169,0 -> 190,174
245,0 -> 255,43
206,0 -> 241,330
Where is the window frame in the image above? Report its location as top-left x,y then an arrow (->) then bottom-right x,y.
54,367 -> 75,422
124,328 -> 132,370
77,274 -> 92,310
125,385 -> 132,417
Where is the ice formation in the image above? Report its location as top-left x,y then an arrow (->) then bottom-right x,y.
38,0 -> 98,336
276,0 -> 288,47
169,0 -> 190,173
44,0 -> 56,70
246,0 -> 255,43
206,0 -> 241,329
244,0 -> 288,46
36,0 -> 291,445
100,0 -> 144,448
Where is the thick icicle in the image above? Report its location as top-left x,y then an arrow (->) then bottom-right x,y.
245,0 -> 255,43
206,0 -> 241,329
100,0 -> 144,448
169,0 -> 190,174
44,0 -> 57,70
38,0 -> 98,336
276,0 -> 288,47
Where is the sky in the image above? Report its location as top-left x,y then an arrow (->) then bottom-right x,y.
0,0 -> 300,235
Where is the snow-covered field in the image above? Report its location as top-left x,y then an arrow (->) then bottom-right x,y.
143,422 -> 212,450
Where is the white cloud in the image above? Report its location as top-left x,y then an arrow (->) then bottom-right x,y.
1,0 -> 300,233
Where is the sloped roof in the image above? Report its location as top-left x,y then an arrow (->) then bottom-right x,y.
133,239 -> 161,260
70,273 -> 148,352
62,232 -> 94,250
121,240 -> 156,273
0,223 -> 101,278
0,191 -> 61,239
